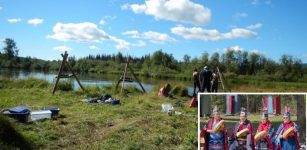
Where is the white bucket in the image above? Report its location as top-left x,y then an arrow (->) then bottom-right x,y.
161,103 -> 174,113
30,110 -> 52,121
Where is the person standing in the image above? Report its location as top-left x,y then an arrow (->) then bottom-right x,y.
199,66 -> 213,92
211,71 -> 219,93
193,68 -> 201,95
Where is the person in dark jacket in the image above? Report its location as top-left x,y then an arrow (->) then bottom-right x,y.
199,66 -> 213,92
193,68 -> 201,95
211,71 -> 219,93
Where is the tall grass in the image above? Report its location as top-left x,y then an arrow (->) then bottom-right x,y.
0,77 -> 49,89
57,80 -> 74,91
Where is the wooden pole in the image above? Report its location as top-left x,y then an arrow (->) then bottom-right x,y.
66,62 -> 84,91
216,67 -> 225,92
116,56 -> 146,94
120,58 -> 129,93
52,51 -> 84,94
128,65 -> 146,93
115,80 -> 121,92
52,51 -> 68,94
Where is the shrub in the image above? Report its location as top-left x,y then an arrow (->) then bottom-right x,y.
170,84 -> 188,97
57,80 -> 74,91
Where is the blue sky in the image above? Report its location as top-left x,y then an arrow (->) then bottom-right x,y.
0,0 -> 307,63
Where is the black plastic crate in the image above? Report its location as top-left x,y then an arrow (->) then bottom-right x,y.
1,110 -> 30,123
41,107 -> 60,117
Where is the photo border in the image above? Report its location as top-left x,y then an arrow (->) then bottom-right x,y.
197,92 -> 307,150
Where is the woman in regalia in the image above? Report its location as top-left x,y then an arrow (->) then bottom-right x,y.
201,106 -> 228,150
255,107 -> 274,150
229,107 -> 254,150
274,106 -> 300,150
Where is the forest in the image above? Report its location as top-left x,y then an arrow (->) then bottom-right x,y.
1,38 -> 306,83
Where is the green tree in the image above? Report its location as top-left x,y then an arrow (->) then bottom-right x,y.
239,51 -> 249,75
183,54 -> 191,64
115,52 -> 124,63
209,52 -> 220,69
223,49 -> 239,73
200,52 -> 209,66
263,59 -> 277,75
2,38 -> 19,59
248,52 -> 261,75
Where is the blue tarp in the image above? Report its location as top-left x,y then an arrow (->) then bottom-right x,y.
9,106 -> 30,113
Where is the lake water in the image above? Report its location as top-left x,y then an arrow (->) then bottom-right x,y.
0,69 -> 194,95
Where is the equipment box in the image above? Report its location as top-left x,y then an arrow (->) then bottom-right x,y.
2,110 -> 30,123
30,110 -> 52,121
41,107 -> 60,117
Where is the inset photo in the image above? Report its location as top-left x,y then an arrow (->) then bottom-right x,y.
199,93 -> 306,150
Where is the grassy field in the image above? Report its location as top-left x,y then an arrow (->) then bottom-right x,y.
200,114 -> 305,143
226,78 -> 307,92
0,78 -> 198,150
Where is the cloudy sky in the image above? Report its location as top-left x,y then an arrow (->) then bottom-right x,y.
0,0 -> 306,62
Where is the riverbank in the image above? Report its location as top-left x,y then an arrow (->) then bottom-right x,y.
0,78 -> 198,149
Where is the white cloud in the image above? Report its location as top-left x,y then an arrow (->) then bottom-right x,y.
121,3 -> 130,10
47,22 -> 143,51
143,31 -> 176,44
110,36 -> 146,50
251,49 -> 261,54
124,0 -> 211,25
251,0 -> 259,5
265,0 -> 272,5
228,45 -> 244,52
99,19 -> 106,25
8,18 -> 22,23
234,12 -> 248,18
252,0 -> 272,6
28,18 -> 44,26
122,30 -> 141,38
123,30 -> 176,44
89,45 -> 100,50
47,22 -> 110,42
53,46 -> 72,52
104,15 -> 117,20
132,40 -> 146,47
109,36 -> 131,50
171,25 -> 257,41
246,23 -> 263,30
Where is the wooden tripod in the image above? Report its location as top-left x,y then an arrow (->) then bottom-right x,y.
216,66 -> 229,92
115,57 -> 146,94
52,51 -> 84,94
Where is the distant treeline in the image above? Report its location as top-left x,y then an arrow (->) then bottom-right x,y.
1,38 -> 306,82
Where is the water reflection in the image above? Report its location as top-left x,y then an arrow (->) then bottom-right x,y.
0,69 -> 193,95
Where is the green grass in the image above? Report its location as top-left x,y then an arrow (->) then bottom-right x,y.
226,76 -> 307,92
0,78 -> 197,150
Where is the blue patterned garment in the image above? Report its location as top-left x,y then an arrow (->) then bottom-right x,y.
281,137 -> 298,150
208,120 -> 224,150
